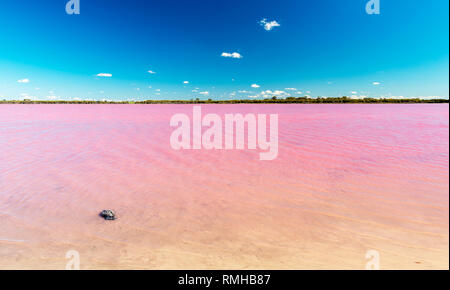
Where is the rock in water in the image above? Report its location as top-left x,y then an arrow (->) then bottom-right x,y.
99,209 -> 116,220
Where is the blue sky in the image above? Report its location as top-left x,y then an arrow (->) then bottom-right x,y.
0,0 -> 448,101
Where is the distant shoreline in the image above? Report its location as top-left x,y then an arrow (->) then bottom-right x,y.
1,97 -> 448,105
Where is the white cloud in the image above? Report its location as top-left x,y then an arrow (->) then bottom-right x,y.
199,91 -> 210,96
373,82 -> 381,85
258,90 -> 291,99
221,52 -> 243,59
351,91 -> 358,94
259,19 -> 281,31
419,96 -> 448,100
17,79 -> 30,83
97,73 -> 112,77
285,88 -> 297,91
251,84 -> 260,88
183,81 -> 189,84
20,93 -> 37,99
273,90 -> 287,96
148,70 -> 157,74
239,90 -> 251,93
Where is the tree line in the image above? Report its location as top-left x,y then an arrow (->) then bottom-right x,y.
1,96 -> 448,104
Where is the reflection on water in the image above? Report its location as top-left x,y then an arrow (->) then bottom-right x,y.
0,104 -> 448,269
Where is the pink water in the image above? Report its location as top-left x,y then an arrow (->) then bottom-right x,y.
0,104 -> 448,269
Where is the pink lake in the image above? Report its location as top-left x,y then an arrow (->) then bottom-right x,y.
0,104 -> 448,269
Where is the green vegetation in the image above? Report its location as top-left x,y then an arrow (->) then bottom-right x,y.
0,96 -> 448,104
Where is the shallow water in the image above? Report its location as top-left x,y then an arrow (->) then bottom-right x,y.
0,104 -> 448,269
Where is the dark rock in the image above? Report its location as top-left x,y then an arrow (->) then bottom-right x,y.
99,209 -> 116,220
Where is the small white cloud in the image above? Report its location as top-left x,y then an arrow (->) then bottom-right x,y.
259,90 -> 291,98
17,79 -> 30,83
296,91 -> 303,95
373,82 -> 381,85
148,70 -> 157,74
259,19 -> 281,31
183,81 -> 189,84
221,52 -> 243,59
97,73 -> 112,77
420,95 -> 447,100
273,90 -> 287,96
251,84 -> 260,88
285,88 -> 297,91
351,91 -> 358,94
199,91 -> 210,96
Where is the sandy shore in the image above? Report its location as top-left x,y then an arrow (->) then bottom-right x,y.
0,104 -> 448,269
